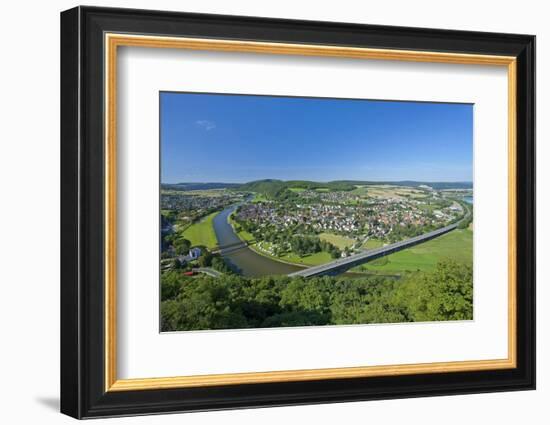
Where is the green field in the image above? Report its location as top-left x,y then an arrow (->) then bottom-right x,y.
362,238 -> 384,249
350,186 -> 369,196
249,239 -> 333,266
251,193 -> 269,203
319,232 -> 355,249
237,228 -> 255,242
279,251 -> 333,266
241,238 -> 333,267
353,229 -> 473,274
181,212 -> 219,249
288,187 -> 306,193
351,185 -> 427,200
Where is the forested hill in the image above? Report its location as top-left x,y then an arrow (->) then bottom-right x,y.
161,260 -> 473,331
237,179 -> 472,197
238,179 -> 356,196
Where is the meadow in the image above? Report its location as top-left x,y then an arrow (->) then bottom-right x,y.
362,238 -> 384,249
279,251 -> 333,266
319,232 -> 356,249
181,212 -> 219,249
353,228 -> 473,274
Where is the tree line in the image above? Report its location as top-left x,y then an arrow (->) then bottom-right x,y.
290,235 -> 341,258
161,260 -> 473,331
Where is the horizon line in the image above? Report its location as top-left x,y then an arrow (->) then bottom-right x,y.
161,179 -> 474,185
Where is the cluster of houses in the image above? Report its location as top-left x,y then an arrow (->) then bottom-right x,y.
161,188 -> 465,269
237,202 -> 362,234
433,201 -> 463,221
299,190 -> 362,204
161,191 -> 243,218
236,195 -> 461,244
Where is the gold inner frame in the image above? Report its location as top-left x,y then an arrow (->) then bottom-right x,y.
104,33 -> 518,392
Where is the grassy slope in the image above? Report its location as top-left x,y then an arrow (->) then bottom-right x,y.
238,229 -> 255,242
319,232 -> 355,249
251,193 -> 269,203
354,229 -> 472,274
181,212 -> 219,249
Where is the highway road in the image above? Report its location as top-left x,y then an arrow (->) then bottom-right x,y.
289,199 -> 471,278
288,222 -> 459,278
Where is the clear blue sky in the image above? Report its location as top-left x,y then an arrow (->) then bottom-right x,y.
160,92 -> 473,183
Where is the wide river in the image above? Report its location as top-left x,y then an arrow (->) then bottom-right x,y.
212,204 -> 302,277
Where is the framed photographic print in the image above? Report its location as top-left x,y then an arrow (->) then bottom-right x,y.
60,6 -> 535,419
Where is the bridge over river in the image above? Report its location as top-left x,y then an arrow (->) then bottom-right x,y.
288,222 -> 459,278
211,239 -> 256,255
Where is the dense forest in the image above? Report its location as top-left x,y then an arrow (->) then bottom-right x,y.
161,260 -> 473,332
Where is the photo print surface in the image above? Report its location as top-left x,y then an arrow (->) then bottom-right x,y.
159,92 -> 474,332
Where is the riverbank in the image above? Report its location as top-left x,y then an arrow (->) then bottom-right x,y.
213,205 -> 301,276
225,213 -> 397,278
227,212 -> 312,268
227,213 -> 380,270
181,211 -> 219,249
218,199 -> 473,278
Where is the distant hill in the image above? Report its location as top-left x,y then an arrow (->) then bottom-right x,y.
285,180 -> 357,191
161,182 -> 240,191
237,179 -> 472,196
162,180 -> 472,194
237,180 -> 294,199
238,179 -> 356,195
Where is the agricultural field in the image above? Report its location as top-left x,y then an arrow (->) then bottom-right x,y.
181,212 -> 219,249
182,189 -> 229,197
353,228 -> 472,275
375,185 -> 428,199
349,186 -> 369,196
352,185 -> 427,200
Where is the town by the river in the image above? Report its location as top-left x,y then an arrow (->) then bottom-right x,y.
160,180 -> 473,278
212,203 -> 301,276
158,93 -> 475,331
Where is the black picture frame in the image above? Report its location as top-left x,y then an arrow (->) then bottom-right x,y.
61,5 -> 535,419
